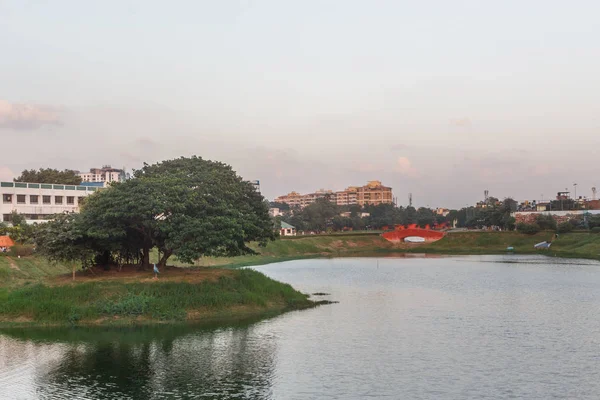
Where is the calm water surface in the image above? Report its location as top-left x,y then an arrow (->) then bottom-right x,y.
2,255 -> 600,399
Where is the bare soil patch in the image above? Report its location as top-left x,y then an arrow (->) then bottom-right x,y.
50,264 -> 234,286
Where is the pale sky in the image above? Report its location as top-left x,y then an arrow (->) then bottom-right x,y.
1,0 -> 599,208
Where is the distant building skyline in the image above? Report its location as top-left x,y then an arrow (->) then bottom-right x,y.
78,166 -> 128,184
275,180 -> 393,208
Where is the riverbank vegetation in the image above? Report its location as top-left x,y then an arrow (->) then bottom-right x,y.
0,268 -> 318,327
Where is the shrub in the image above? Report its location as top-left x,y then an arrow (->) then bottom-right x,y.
589,215 -> 600,229
557,222 -> 573,234
590,227 -> 600,234
516,223 -> 540,235
535,214 -> 557,230
9,245 -> 35,257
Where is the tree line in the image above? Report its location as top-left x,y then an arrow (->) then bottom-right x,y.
13,168 -> 82,185
274,197 -> 521,233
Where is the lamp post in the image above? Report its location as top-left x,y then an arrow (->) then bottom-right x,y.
574,183 -> 578,210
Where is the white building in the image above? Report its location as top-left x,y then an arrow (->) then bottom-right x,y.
269,207 -> 284,217
79,166 -> 127,184
1,181 -> 100,223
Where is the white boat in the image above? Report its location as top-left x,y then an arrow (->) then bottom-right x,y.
404,236 -> 425,243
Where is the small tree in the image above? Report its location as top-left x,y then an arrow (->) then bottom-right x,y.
557,222 -> 573,234
34,214 -> 97,279
535,214 -> 557,231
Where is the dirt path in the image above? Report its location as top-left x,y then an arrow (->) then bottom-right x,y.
50,264 -> 234,286
5,256 -> 21,271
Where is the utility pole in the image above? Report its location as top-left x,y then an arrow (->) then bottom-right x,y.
574,183 -> 578,209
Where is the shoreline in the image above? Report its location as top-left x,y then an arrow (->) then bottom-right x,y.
2,231 -> 600,328
0,268 -> 331,329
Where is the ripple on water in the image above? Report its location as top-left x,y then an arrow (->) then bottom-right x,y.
2,255 -> 600,399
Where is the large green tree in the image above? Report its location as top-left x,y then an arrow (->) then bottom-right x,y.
14,168 -> 82,185
80,156 -> 275,268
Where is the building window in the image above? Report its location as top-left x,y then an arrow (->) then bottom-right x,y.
17,195 -> 26,204
30,195 -> 39,204
2,194 -> 12,204
55,196 -> 63,205
43,195 -> 51,204
66,196 -> 75,205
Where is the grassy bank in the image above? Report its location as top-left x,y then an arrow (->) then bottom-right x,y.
0,268 -> 320,327
412,231 -> 600,260
190,233 -> 398,268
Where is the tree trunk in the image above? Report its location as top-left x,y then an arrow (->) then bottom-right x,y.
158,249 -> 173,268
72,265 -> 76,281
141,246 -> 150,270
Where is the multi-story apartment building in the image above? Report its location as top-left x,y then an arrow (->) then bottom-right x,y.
355,181 -> 393,206
275,181 -> 393,208
1,181 -> 99,223
78,166 -> 127,183
335,187 -> 358,206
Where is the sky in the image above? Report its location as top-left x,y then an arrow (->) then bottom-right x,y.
1,0 -> 599,208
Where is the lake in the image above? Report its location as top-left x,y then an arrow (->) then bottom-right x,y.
2,255 -> 600,399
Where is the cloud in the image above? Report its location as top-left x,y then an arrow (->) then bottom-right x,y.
355,163 -> 384,173
0,99 -> 63,130
450,117 -> 472,128
0,166 -> 14,181
394,156 -> 419,177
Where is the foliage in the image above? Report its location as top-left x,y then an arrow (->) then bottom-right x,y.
77,156 -> 275,268
5,219 -> 38,245
587,215 -> 600,229
590,227 -> 600,234
516,223 -> 541,235
535,214 -> 557,230
557,222 -> 574,234
34,213 -> 98,269
10,211 -> 26,227
269,202 -> 290,211
14,168 -> 82,185
464,198 -> 517,230
549,198 -> 576,211
0,222 -> 7,236
8,245 -> 35,257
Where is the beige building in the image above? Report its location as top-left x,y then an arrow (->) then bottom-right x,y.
355,181 -> 393,206
79,166 -> 127,183
275,181 -> 393,208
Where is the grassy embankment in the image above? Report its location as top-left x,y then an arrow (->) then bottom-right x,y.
414,231 -> 600,260
0,264 -> 320,327
189,231 -> 600,265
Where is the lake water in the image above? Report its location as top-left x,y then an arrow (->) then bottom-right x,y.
2,255 -> 600,399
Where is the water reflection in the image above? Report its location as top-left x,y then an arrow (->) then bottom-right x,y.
1,322 -> 277,399
4,255 -> 600,400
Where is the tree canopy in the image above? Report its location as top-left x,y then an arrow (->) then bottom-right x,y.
14,168 -> 82,185
37,156 -> 275,269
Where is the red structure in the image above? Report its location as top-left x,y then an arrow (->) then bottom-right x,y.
381,227 -> 446,243
0,236 -> 15,249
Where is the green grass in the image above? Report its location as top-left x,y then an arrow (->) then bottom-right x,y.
0,255 -> 76,286
0,269 -> 317,327
412,231 -> 600,260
